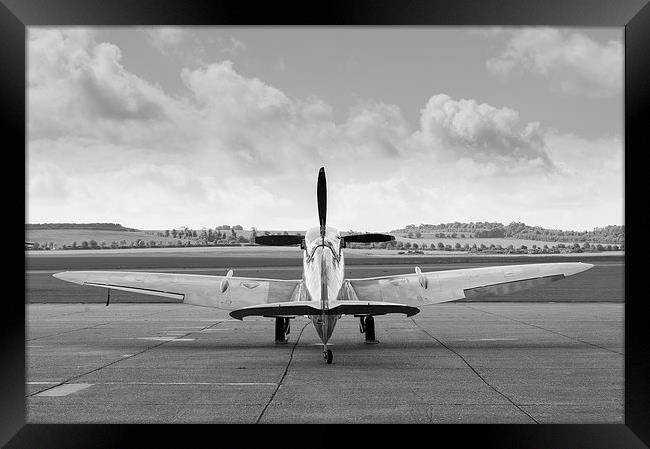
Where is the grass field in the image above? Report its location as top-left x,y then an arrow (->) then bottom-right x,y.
26,228 -> 269,248
27,228 -> 614,251
26,229 -> 183,247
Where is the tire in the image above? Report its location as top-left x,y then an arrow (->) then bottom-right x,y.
365,316 -> 376,342
275,317 -> 286,342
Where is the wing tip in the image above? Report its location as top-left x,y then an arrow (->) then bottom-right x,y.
562,262 -> 595,277
52,271 -> 83,284
228,311 -> 244,320
577,262 -> 595,272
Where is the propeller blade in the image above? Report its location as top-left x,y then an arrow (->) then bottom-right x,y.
317,167 -> 327,236
343,233 -> 395,243
254,235 -> 303,246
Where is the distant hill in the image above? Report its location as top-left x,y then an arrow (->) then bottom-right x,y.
25,220 -> 624,252
391,222 -> 624,245
25,224 -> 253,250
26,223 -> 139,232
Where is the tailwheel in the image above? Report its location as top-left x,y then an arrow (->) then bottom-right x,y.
323,349 -> 333,364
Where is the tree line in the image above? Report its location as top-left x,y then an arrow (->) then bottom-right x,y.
27,224 -> 251,250
392,222 -> 624,244
27,225 -> 306,250
26,223 -> 139,231
346,240 -> 622,253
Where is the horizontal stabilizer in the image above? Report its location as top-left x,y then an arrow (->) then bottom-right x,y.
328,300 -> 419,317
229,300 -> 419,319
343,233 -> 395,244
230,301 -> 321,320
254,235 -> 303,246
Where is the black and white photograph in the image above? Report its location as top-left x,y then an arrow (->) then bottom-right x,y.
25,26 -> 625,424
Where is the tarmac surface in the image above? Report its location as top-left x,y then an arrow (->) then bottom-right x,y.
26,302 -> 624,423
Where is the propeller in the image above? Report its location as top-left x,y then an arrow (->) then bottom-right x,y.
317,167 -> 327,238
342,233 -> 395,244
254,234 -> 303,246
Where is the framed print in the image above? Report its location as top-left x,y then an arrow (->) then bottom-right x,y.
3,0 -> 648,447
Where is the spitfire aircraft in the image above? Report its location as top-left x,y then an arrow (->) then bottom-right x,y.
54,167 -> 593,364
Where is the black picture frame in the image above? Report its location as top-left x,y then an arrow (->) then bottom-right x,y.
3,0 -> 648,447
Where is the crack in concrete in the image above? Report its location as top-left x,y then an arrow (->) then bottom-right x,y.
406,383 -> 434,423
27,319 -> 225,398
409,317 -> 539,424
255,320 -> 310,424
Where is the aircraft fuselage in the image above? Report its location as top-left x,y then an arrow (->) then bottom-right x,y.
302,226 -> 345,345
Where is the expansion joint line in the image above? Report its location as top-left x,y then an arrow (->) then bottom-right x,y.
27,319 -> 225,398
409,318 -> 539,424
256,320 -> 310,424
463,304 -> 623,356
27,307 -> 176,342
27,319 -> 120,342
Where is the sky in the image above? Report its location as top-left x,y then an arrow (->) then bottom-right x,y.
26,27 -> 624,231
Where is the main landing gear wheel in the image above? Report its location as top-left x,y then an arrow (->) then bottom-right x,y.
274,317 -> 290,344
323,349 -> 333,364
360,315 -> 379,344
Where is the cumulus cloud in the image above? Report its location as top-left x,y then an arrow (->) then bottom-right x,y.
27,29 -> 413,227
28,29 -> 175,146
413,94 -> 553,172
79,43 -> 167,121
343,102 -> 411,159
486,28 -> 622,97
27,28 -> 622,230
181,60 -> 291,118
174,61 -> 413,176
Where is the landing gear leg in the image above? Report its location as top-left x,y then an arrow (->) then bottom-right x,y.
323,345 -> 333,364
360,316 -> 379,344
275,317 -> 290,344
